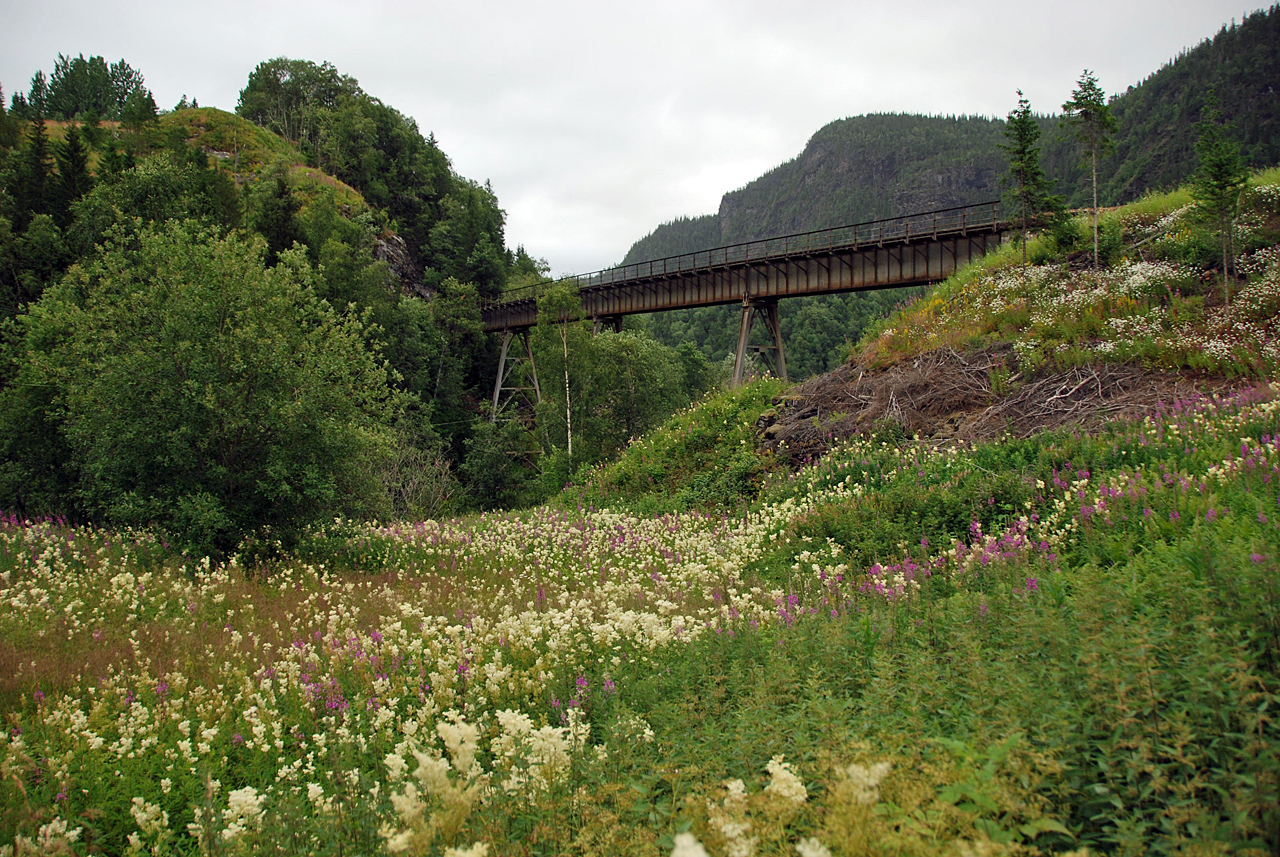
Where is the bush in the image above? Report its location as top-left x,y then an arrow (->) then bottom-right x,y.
1,220 -> 403,554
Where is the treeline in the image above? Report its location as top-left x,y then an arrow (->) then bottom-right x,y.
0,55 -> 713,547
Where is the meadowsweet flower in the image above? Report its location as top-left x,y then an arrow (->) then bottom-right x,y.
129,796 -> 168,836
222,786 -> 265,841
764,755 -> 807,805
795,838 -> 833,857
385,752 -> 408,781
671,832 -> 711,857
438,711 -> 480,776
444,844 -> 490,857
707,779 -> 757,857
845,761 -> 892,805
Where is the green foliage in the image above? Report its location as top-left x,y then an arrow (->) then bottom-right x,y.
999,89 -> 1062,263
2,221 -> 403,554
235,57 -> 493,277
66,149 -> 239,257
1104,8 -> 1280,203
1191,96 -> 1250,295
119,86 -> 158,132
460,417 -> 542,511
45,53 -> 148,121
570,379 -> 784,513
157,107 -> 296,176
1063,69 -> 1118,268
1061,70 -> 1117,161
2,370 -> 1280,853
861,168 -> 1280,374
13,116 -> 52,231
50,124 -> 92,228
249,165 -> 304,266
0,85 -> 19,150
236,58 -> 360,150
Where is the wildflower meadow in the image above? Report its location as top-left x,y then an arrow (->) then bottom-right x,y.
3,378 -> 1279,855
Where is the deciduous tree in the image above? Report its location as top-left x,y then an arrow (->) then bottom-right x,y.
6,221 -> 403,554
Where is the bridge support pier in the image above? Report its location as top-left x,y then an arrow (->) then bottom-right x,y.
592,315 -> 623,335
732,297 -> 787,387
491,327 -> 541,422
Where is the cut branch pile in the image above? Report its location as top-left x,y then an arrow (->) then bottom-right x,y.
759,347 -> 1235,465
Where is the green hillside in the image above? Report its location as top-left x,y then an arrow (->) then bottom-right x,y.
624,5 -> 1280,266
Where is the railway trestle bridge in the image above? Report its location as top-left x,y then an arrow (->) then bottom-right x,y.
482,201 -> 1008,416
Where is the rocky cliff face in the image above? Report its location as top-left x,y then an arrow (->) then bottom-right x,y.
374,233 -> 427,297
715,114 -> 1009,246
625,113 -> 1015,264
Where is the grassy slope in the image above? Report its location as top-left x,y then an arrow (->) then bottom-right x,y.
158,107 -> 369,215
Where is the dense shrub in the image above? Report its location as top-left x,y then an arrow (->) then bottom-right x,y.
0,220 -> 403,554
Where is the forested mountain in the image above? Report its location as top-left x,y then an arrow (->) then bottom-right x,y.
628,6 -> 1280,263
627,5 -> 1280,377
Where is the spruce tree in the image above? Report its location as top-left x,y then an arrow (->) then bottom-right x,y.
0,86 -> 17,150
16,115 -> 52,230
27,71 -> 48,117
52,125 -> 93,228
1062,70 -> 1116,269
999,90 -> 1060,264
1191,97 -> 1248,303
254,173 -> 302,266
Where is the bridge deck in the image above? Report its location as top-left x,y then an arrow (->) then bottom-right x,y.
482,202 -> 1007,332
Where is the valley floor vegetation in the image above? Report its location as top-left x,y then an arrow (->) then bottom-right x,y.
9,158 -> 1280,852
2,373 -> 1278,855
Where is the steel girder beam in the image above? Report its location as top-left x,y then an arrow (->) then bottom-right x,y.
482,230 -> 1005,333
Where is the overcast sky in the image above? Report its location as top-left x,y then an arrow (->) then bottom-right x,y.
2,0 -> 1262,274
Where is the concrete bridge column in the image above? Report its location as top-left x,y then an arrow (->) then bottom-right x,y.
732,297 -> 787,387
491,327 -> 541,421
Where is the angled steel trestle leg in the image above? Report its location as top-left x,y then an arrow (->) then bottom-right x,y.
490,328 -> 541,422
731,298 -> 787,387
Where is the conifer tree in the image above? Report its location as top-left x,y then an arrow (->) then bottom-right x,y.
120,87 -> 157,132
16,115 -> 52,230
1191,96 -> 1248,304
1062,70 -> 1116,268
52,125 -> 93,228
27,71 -> 48,117
0,85 -> 18,150
999,90 -> 1060,264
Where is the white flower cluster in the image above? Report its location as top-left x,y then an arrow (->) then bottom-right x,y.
844,760 -> 892,806
764,755 -> 808,805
